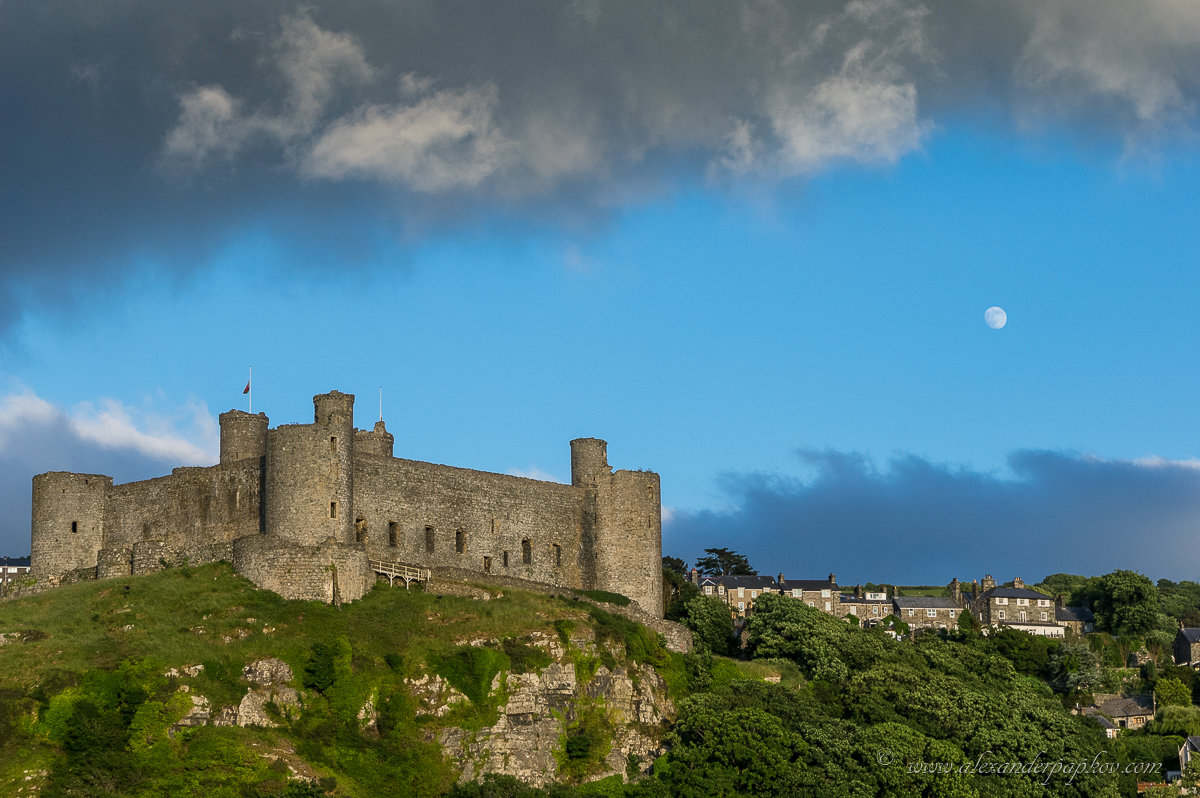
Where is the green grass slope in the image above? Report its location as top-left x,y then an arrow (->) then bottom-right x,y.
0,562 -> 668,797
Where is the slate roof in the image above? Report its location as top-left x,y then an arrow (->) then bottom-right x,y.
715,575 -> 778,590
0,556 -> 29,567
1056,606 -> 1095,623
1179,628 -> 1200,644
893,596 -> 962,610
1081,709 -> 1118,731
779,578 -> 838,592
840,594 -> 891,604
1096,695 -> 1154,719
986,586 -> 1051,600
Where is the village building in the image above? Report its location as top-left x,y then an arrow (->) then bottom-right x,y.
892,595 -> 963,631
779,574 -> 840,614
1174,627 -> 1200,668
837,586 -> 892,626
698,574 -> 778,616
971,575 -> 1068,637
1082,694 -> 1156,732
1055,601 -> 1095,635
0,556 -> 30,587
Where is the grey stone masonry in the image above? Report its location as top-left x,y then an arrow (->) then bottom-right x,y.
27,390 -> 663,612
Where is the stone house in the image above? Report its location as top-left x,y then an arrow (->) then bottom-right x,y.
0,556 -> 30,587
696,574 -> 778,617
1174,628 -> 1200,667
1083,694 -> 1155,731
892,596 -> 964,631
838,586 -> 892,626
1180,736 -> 1200,773
778,574 -> 840,614
1055,601 -> 1095,635
971,576 -> 1064,637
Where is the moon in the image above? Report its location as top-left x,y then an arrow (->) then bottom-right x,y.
984,306 -> 1007,329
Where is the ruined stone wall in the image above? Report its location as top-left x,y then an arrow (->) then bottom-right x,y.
31,472 -> 112,579
232,535 -> 371,604
354,455 -> 586,590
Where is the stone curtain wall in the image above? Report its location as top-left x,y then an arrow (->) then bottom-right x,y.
233,535 -> 371,604
354,455 -> 586,590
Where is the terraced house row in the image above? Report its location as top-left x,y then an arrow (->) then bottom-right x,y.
689,570 -> 1095,637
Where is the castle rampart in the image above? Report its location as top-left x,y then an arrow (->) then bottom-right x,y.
27,390 -> 664,614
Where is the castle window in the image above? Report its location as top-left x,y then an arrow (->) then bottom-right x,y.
330,501 -> 337,519
71,521 -> 77,534
553,544 -> 562,567
388,521 -> 399,547
503,551 -> 509,567
483,556 -> 492,574
355,516 -> 367,543
425,526 -> 435,553
330,436 -> 337,452
455,528 -> 466,554
521,539 -> 532,565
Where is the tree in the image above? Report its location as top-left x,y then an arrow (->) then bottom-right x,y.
1047,639 -> 1102,695
661,556 -> 688,577
681,595 -> 734,655
1086,570 -> 1160,636
956,609 -> 981,636
693,547 -> 756,576
1156,676 -> 1192,708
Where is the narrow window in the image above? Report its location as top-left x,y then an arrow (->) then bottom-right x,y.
71,521 -> 78,534
330,436 -> 337,452
521,539 -> 532,565
455,528 -> 466,554
388,521 -> 399,547
355,516 -> 367,543
502,551 -> 509,567
553,543 -> 562,567
483,556 -> 492,574
425,526 -> 435,553
330,501 -> 337,519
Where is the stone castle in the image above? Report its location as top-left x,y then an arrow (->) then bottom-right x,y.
29,390 -> 663,614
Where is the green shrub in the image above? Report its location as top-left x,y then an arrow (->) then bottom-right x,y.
502,637 -> 553,674
572,589 -> 632,607
429,645 -> 510,706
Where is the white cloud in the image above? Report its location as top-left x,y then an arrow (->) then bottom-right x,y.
507,465 -> 564,484
68,398 -> 215,465
303,84 -> 513,190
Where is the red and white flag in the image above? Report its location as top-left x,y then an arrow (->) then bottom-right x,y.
243,380 -> 250,395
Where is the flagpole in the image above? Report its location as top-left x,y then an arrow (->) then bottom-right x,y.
379,386 -> 383,422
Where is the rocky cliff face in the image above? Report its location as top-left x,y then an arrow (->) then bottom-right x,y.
410,627 -> 674,787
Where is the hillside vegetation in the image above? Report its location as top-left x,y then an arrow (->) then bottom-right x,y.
0,565 -> 1165,797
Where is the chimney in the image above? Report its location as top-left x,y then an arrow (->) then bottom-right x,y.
982,574 -> 995,591
1056,593 -> 1064,609
855,584 -> 863,599
689,568 -> 699,585
829,573 -> 837,585
1012,576 -> 1024,589
950,578 -> 961,603
778,573 -> 784,586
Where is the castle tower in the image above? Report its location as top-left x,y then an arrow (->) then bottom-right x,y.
219,410 -> 269,464
355,420 -> 394,458
571,438 -> 612,486
573,438 -> 663,615
265,391 -> 355,546
31,472 -> 112,579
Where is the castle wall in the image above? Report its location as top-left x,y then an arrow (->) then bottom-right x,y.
31,472 -> 112,579
233,535 -> 371,604
353,456 -> 587,589
266,425 -> 354,546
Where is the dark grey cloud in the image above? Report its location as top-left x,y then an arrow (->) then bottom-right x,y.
664,447 -> 1200,585
3,1 -> 1199,325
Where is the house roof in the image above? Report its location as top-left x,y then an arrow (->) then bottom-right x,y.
1184,736 -> 1200,755
1180,628 -> 1200,644
1096,695 -> 1154,718
779,579 -> 837,592
715,575 -> 778,590
840,594 -> 891,604
0,556 -> 30,567
986,586 -> 1051,600
1056,606 -> 1095,623
1081,709 -> 1118,730
893,596 -> 962,609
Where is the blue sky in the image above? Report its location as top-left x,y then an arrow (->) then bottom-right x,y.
4,1 -> 1200,585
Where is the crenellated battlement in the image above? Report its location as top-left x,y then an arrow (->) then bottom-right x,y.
27,390 -> 663,613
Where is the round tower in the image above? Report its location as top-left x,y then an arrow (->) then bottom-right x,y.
264,391 -> 355,545
355,420 -> 394,458
219,410 -> 269,464
31,472 -> 112,579
570,438 -> 612,486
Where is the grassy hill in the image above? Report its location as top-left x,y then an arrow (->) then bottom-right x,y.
0,563 -> 676,797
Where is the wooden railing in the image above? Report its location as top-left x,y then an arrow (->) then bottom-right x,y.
369,559 -> 430,588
